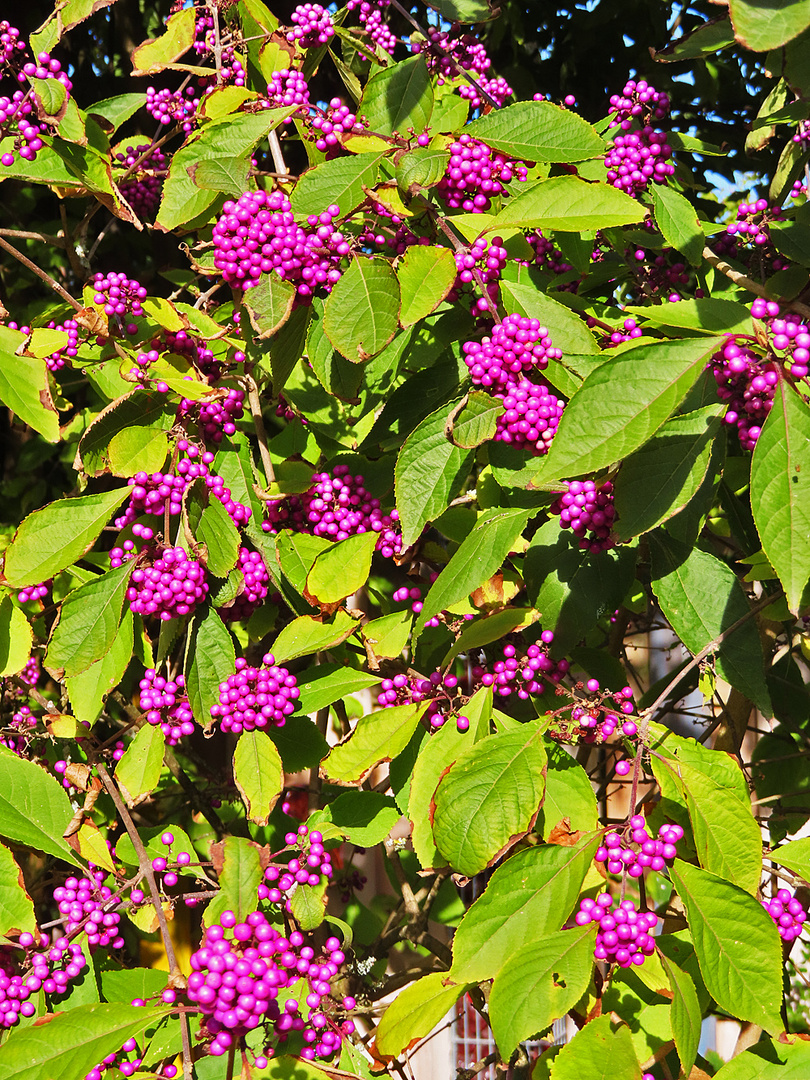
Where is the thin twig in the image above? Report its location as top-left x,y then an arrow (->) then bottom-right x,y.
268,130 -> 289,177
703,245 -> 810,320
0,227 -> 64,246
244,371 -> 276,485
0,235 -> 81,310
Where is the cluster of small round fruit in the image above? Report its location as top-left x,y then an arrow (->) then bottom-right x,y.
210,653 -> 300,734
262,464 -> 403,557
178,386 -> 245,443
411,26 -> 491,80
448,235 -> 509,316
287,4 -> 335,46
602,315 -> 644,346
92,271 -> 147,319
267,68 -> 310,111
550,480 -> 617,553
751,298 -> 810,381
187,909 -> 353,1060
459,72 -> 514,110
378,670 -> 474,732
462,314 -> 563,392
309,98 -> 366,154
41,318 -> 81,372
115,142 -> 167,218
127,835 -> 192,905
494,378 -> 566,457
547,681 -> 636,745
119,544 -> 209,622
16,580 -> 51,604
714,202 -> 789,276
725,199 -> 784,246
392,581 -> 441,628
53,868 -> 124,951
575,895 -> 659,968
604,127 -> 675,196
346,0 -> 397,54
762,888 -> 807,942
1,704 -> 38,757
709,337 -> 778,451
0,21 -> 25,69
259,825 -> 334,907
139,669 -> 196,745
145,85 -> 200,132
0,90 -> 44,166
212,190 -> 349,298
436,134 -> 528,213
609,79 -> 670,128
596,817 -> 684,878
219,547 -> 271,622
528,230 -> 573,276
628,244 -> 691,302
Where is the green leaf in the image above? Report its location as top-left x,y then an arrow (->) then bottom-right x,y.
87,93 -> 147,131
490,924 -> 597,1056
649,531 -> 772,714
289,881 -> 327,931
751,381 -> 810,612
442,608 -> 540,669
395,146 -> 449,194
30,77 -> 67,117
623,297 -> 752,336
0,842 -> 35,936
3,488 -> 129,588
550,1015 -> 641,1080
243,273 -> 296,339
425,0 -> 492,20
466,100 -> 604,162
271,612 -> 359,664
451,834 -> 601,981
267,716 -> 329,773
295,663 -> 381,715
524,518 -> 637,654
499,278 -> 599,354
375,972 -> 469,1057
449,391 -> 504,448
655,15 -> 736,61
0,745 -> 82,866
0,595 -> 33,678
414,508 -> 534,638
395,401 -> 475,548
203,837 -> 263,927
659,950 -> 702,1076
183,480 -> 240,578
214,432 -> 266,533
323,702 -> 429,783
291,153 -> 384,219
322,791 -> 401,845
535,337 -> 723,482
305,532 -> 378,606
669,859 -> 783,1035
714,1037 -> 810,1078
0,349 -> 59,441
409,685 -> 492,868
0,1002 -> 170,1080
115,825 -> 200,879
130,7 -> 196,73
184,607 -> 236,730
396,245 -> 457,326
276,533 -> 332,598
233,730 -> 283,825
433,723 -> 547,877
322,257 -> 401,362
156,110 -> 293,231
359,56 -> 433,138
537,741 -> 599,838
66,608 -> 134,725
729,0 -> 810,51
46,561 -> 134,678
767,835 -> 810,878
769,221 -> 810,268
492,176 -> 646,232
362,609 -> 412,663
650,184 -> 706,266
613,405 -> 724,539
115,724 -> 164,805
191,156 -> 251,195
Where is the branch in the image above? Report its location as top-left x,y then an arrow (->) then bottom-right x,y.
0,235 -> 81,310
703,245 -> 810,320
244,371 -> 275,485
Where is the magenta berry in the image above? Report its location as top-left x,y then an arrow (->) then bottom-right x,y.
210,653 -> 300,733
575,894 -> 658,967
462,315 -> 562,392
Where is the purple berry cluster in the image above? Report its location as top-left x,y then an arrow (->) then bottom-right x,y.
725,198 -> 784,247
1,705 -> 38,757
266,68 -> 310,111
550,480 -> 617,552
709,338 -> 778,451
596,816 -> 683,878
53,869 -> 124,951
145,85 -> 200,132
115,143 -> 167,218
262,465 -> 402,557
528,230 -> 573,276
609,79 -> 670,128
0,22 -> 25,70
212,190 -> 349,298
602,316 -> 643,346
218,547 -> 270,623
392,581 -> 441,628
448,235 -> 508,316
762,888 -> 807,943
287,4 -> 335,46
628,243 -> 690,302
210,653 -> 299,733
0,933 -> 89,1028
346,0 -> 396,55
0,91 -> 44,166
92,272 -> 147,319
178,386 -> 245,443
575,895 -> 658,968
309,98 -> 365,155
17,580 -> 51,604
117,545 -> 209,622
187,910 -> 353,1060
462,315 -> 562,392
43,319 -> 80,372
459,73 -> 514,110
751,298 -> 810,381
378,670 -> 473,732
139,669 -> 196,745
436,134 -> 527,213
259,825 -> 333,906
494,378 -> 565,457
411,26 -> 491,80
604,127 -> 674,195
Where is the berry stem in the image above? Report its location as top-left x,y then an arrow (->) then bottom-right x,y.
704,244 -> 810,321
